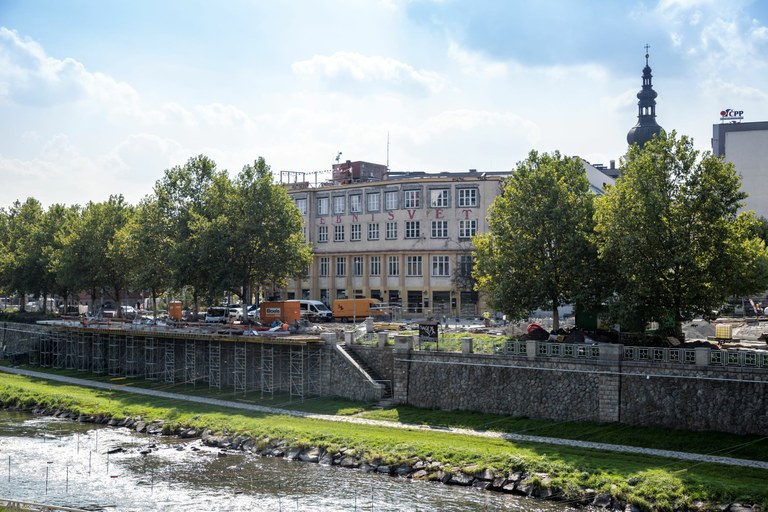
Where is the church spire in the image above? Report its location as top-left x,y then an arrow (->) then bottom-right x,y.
627,45 -> 665,147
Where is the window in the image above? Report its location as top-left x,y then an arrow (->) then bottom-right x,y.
318,225 -> 328,243
349,194 -> 362,213
353,256 -> 363,276
351,224 -> 361,241
431,220 -> 448,238
430,189 -> 449,208
458,254 -> 474,278
333,196 -> 345,215
388,256 -> 399,276
368,223 -> 379,240
432,256 -> 450,277
405,220 -> 421,239
385,190 -> 398,210
458,188 -> 478,207
336,257 -> 346,276
404,189 -> 421,208
385,221 -> 398,240
334,224 -> 345,242
319,257 -> 329,277
317,197 -> 329,215
406,256 -> 422,277
459,219 -> 477,238
370,256 -> 381,276
294,198 -> 307,215
367,192 -> 381,212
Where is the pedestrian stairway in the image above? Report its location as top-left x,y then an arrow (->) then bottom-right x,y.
336,343 -> 393,405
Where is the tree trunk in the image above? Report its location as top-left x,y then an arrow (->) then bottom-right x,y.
552,303 -> 560,332
151,288 -> 158,320
42,293 -> 48,314
114,287 -> 122,318
193,290 -> 199,321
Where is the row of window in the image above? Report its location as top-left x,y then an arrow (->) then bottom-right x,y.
295,188 -> 479,216
316,220 -> 478,242
317,255 -> 465,277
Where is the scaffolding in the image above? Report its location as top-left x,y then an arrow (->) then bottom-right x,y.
208,341 -> 220,389
125,336 -> 137,377
233,342 -> 246,394
145,337 -> 158,380
260,344 -> 274,399
290,345 -> 304,402
77,332 -> 89,371
92,334 -> 105,374
65,331 -> 76,369
164,340 -> 175,383
184,340 -> 196,384
39,332 -> 52,368
53,331 -> 65,369
108,334 -> 120,376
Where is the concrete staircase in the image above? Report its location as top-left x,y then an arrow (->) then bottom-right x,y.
335,343 -> 393,406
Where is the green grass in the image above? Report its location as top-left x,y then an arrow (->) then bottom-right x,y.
1,370 -> 768,509
7,362 -> 768,463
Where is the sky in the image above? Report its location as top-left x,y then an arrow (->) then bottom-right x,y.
1,0 -> 767,208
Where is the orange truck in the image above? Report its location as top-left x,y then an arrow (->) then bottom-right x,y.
259,301 -> 301,324
332,298 -> 388,322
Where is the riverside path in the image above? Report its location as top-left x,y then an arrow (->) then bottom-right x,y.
1,365 -> 766,470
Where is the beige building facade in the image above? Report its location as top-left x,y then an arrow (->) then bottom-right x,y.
281,167 -> 504,319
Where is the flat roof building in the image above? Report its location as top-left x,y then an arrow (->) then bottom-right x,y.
712,121 -> 768,218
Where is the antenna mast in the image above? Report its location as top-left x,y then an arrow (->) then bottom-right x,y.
386,132 -> 390,170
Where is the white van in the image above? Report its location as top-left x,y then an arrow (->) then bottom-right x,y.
287,300 -> 333,322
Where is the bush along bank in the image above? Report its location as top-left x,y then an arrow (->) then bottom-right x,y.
1,403 -> 766,512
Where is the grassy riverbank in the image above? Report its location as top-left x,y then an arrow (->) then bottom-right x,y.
1,370 -> 767,510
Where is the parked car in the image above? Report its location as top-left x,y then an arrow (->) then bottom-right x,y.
205,306 -> 229,323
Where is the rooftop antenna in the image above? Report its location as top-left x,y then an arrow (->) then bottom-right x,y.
386,132 -> 390,170
335,151 -> 342,164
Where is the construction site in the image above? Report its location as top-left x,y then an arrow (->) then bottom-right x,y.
0,319 -> 390,404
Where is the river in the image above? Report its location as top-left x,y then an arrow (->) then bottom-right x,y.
0,411 -> 576,511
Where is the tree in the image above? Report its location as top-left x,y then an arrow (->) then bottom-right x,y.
227,157 -> 312,316
119,196 -> 174,319
473,150 -> 599,331
0,199 -> 47,311
594,131 -> 768,336
53,197 -> 134,317
154,155 -> 223,316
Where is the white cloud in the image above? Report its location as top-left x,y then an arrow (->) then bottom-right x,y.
0,27 -> 141,115
194,103 -> 254,129
447,41 -> 508,79
292,51 -> 446,94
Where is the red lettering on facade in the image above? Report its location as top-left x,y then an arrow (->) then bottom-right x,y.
352,214 -> 358,222
435,208 -> 444,219
387,211 -> 395,220
407,209 -> 417,219
336,215 -> 342,224
319,217 -> 325,225
463,209 -> 472,219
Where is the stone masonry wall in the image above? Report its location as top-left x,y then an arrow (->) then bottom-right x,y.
619,362 -> 768,436
347,345 -> 395,383
326,347 -> 384,402
402,352 -> 602,421
358,343 -> 768,436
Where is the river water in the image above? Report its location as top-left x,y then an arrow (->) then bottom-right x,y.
0,411 -> 575,511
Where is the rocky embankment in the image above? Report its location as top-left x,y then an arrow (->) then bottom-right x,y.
4,404 -> 763,512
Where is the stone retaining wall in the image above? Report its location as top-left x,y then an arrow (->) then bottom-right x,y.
400,352 -> 602,421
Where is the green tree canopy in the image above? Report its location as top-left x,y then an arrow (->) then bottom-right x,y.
594,131 -> 768,335
473,150 -> 599,331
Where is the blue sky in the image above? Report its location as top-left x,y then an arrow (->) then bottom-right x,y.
1,0 -> 767,207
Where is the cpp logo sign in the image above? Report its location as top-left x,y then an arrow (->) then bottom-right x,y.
720,108 -> 744,119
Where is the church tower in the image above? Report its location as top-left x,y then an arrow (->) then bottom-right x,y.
626,46 -> 665,147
